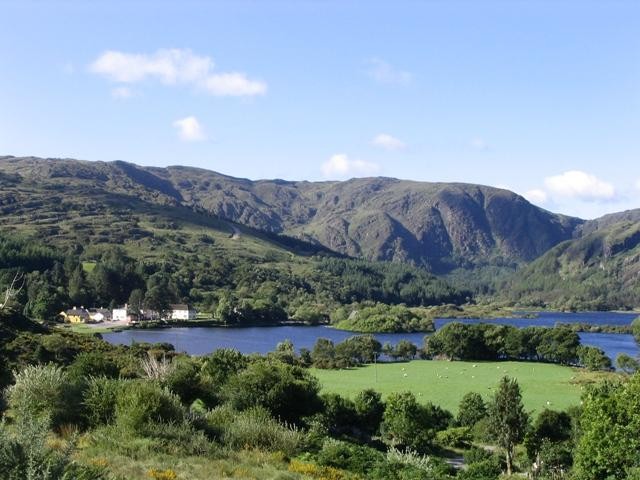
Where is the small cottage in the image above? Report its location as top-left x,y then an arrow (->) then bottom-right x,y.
60,307 -> 90,323
112,305 -> 139,323
88,308 -> 111,323
170,304 -> 197,321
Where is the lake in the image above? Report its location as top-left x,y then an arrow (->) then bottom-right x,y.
103,311 -> 639,362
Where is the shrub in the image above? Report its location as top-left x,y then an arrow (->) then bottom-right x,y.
353,389 -> 384,436
222,360 -> 321,424
217,407 -> 303,456
0,416 -> 107,480
67,352 -> 119,381
83,377 -> 123,427
6,364 -> 79,428
288,459 -> 348,480
162,357 -> 201,404
316,438 -> 383,474
147,469 -> 177,480
457,458 -> 502,480
114,380 -> 184,434
436,426 -> 472,448
456,392 -> 487,427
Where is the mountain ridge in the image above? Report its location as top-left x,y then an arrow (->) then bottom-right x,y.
0,155 -> 583,276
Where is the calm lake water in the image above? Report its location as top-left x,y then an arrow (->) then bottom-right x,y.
103,311 -> 639,361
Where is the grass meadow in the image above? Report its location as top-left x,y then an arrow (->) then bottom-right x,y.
312,359 -> 612,414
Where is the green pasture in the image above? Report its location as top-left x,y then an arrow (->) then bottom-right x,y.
312,360 -> 611,414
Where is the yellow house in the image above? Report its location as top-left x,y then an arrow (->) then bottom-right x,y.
60,307 -> 90,323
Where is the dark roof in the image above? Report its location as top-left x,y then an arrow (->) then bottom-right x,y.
66,308 -> 89,317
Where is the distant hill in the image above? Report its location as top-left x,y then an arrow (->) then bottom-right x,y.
0,156 -> 467,317
5,155 -> 640,310
0,156 -> 582,279
505,214 -> 640,310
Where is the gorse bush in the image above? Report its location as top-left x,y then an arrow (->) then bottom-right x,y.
83,377 -> 123,428
212,406 -> 303,456
316,438 -> 383,475
0,416 -> 107,480
6,364 -> 79,429
114,380 -> 184,434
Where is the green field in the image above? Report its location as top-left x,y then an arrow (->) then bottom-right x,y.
312,360 -> 609,414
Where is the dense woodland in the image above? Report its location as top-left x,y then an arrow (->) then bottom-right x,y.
0,231 -> 468,330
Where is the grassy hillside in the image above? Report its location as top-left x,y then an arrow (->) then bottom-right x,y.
0,156 -> 582,287
312,360 -> 609,414
505,219 -> 640,310
0,157 -> 467,326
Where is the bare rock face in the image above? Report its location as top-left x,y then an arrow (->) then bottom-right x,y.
0,156 -> 583,273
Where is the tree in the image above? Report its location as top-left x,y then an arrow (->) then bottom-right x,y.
127,288 -> 145,314
617,354 -> 640,374
0,271 -> 24,313
222,360 -> 322,424
487,376 -> 529,475
354,389 -> 385,436
577,345 -> 612,371
632,317 -> 640,344
381,391 -> 451,453
68,264 -> 90,307
524,409 -> 572,476
311,338 -> 336,369
456,392 -> 487,427
574,376 -> 640,480
394,340 -> 418,361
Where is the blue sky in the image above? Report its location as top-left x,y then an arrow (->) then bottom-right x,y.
1,0 -> 639,219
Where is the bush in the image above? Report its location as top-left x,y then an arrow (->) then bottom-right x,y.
214,407 -> 303,456
6,364 -> 79,428
436,426 -> 472,448
162,356 -> 202,404
353,389 -> 385,436
0,416 -> 107,480
114,380 -> 184,434
316,438 -> 383,474
83,377 -> 123,427
458,458 -> 502,480
319,393 -> 358,436
381,392 -> 452,453
222,360 -> 321,424
67,352 -> 119,381
456,392 -> 487,427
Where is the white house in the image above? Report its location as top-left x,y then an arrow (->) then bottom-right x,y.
88,308 -> 111,323
170,304 -> 197,321
112,305 -> 139,323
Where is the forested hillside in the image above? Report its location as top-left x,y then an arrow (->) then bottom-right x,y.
504,217 -> 640,310
0,169 -> 466,326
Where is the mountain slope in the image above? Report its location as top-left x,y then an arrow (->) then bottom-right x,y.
505,215 -> 640,310
0,156 -> 581,279
152,165 -> 582,271
0,155 -> 467,317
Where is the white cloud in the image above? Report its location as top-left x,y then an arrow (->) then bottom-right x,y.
470,137 -> 490,151
524,189 -> 548,204
111,86 -> 133,99
365,58 -> 412,85
90,49 -> 266,97
544,170 -> 615,201
321,153 -> 380,178
173,116 -> 205,142
372,133 -> 406,151
635,178 -> 640,192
